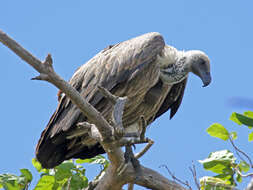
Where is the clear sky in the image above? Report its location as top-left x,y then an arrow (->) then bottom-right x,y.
1,1 -> 253,189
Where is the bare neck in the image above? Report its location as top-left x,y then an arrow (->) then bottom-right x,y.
157,46 -> 189,84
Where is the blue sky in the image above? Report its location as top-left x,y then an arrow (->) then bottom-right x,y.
1,1 -> 253,189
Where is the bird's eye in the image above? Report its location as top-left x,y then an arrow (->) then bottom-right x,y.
199,59 -> 205,65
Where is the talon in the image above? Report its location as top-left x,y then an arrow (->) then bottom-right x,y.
123,145 -> 141,178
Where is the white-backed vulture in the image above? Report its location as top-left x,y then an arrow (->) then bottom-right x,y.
36,32 -> 211,168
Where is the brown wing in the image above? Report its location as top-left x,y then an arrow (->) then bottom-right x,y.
154,78 -> 188,120
36,32 -> 165,168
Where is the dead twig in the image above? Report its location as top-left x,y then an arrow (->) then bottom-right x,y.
189,161 -> 200,190
135,139 -> 154,159
160,165 -> 192,190
234,166 -> 253,178
229,136 -> 253,168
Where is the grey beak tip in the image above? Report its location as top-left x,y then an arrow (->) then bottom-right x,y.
202,80 -> 211,87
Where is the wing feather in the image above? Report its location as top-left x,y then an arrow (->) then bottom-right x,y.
154,78 -> 188,120
36,32 -> 165,167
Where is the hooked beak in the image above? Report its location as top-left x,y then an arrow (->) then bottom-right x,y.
201,71 -> 212,87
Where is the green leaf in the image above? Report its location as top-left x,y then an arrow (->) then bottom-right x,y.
214,174 -> 233,184
32,158 -> 50,174
32,158 -> 42,172
0,173 -> 27,189
32,158 -> 48,173
249,132 -> 253,142
236,173 -> 242,183
244,111 -> 253,118
20,169 -> 33,182
76,155 -> 109,168
230,112 -> 243,125
206,123 -> 230,141
230,131 -> 237,140
70,174 -> 88,190
4,182 -> 20,190
238,161 -> 250,172
34,175 -> 55,190
199,150 -> 236,174
200,176 -> 233,190
55,169 -> 72,182
56,161 -> 75,171
231,112 -> 253,127
54,162 -> 75,182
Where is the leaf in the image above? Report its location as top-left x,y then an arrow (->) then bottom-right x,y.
214,174 -> 233,185
230,131 -> 237,140
231,112 -> 253,127
230,112 -> 242,125
200,176 -> 233,190
244,111 -> 253,118
32,158 -> 42,172
34,175 -> 55,190
70,174 -> 88,190
54,162 -> 75,182
76,155 -> 109,168
236,173 -> 242,183
206,123 -> 230,141
55,169 -> 72,182
4,182 -> 20,190
20,169 -> 33,182
0,173 -> 27,190
199,150 -> 236,174
238,161 -> 250,172
56,161 -> 76,171
249,132 -> 253,142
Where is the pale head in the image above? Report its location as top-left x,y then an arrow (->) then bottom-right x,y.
184,50 -> 211,87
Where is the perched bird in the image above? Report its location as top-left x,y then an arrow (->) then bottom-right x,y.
36,32 -> 211,168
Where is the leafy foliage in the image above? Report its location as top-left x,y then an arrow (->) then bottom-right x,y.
199,111 -> 253,189
0,169 -> 32,190
0,156 -> 108,190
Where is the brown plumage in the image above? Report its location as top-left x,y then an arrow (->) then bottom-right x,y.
36,32 -> 211,168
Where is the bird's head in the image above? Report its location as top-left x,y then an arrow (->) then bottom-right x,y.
184,50 -> 211,87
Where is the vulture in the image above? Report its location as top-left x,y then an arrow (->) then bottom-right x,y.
36,32 -> 211,168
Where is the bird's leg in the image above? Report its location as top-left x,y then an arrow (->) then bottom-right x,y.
119,115 -> 148,144
97,85 -> 127,139
124,145 -> 141,179
118,144 -> 142,179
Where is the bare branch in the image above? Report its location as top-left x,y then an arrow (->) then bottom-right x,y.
119,137 -> 150,146
234,166 -> 253,178
97,85 -> 118,104
160,165 -> 192,190
189,161 -> 200,190
229,136 -> 253,168
139,116 -> 147,140
136,166 -> 190,190
135,139 -> 154,159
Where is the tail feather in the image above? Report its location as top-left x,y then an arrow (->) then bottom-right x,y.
36,132 -> 105,169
